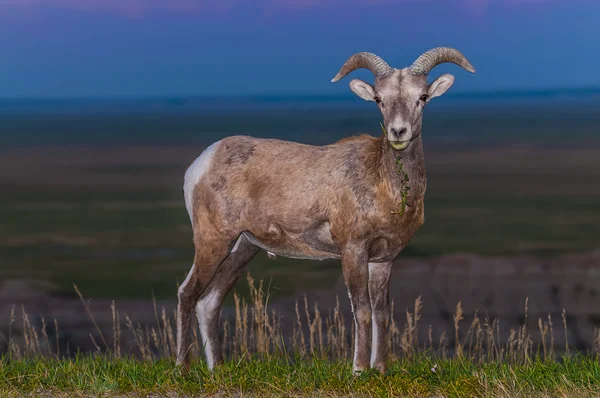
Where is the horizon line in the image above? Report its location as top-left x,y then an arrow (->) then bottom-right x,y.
1,86 -> 600,103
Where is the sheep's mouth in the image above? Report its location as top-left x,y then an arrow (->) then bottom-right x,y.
389,141 -> 410,151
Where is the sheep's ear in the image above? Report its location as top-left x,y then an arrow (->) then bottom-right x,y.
349,79 -> 376,101
427,73 -> 455,100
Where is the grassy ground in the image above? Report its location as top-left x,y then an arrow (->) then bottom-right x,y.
3,267 -> 600,397
1,146 -> 600,299
1,356 -> 600,397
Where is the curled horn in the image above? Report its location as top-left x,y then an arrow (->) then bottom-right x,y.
331,52 -> 392,83
410,47 -> 476,75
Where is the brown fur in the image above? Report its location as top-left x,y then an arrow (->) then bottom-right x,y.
176,133 -> 426,371
200,134 -> 425,260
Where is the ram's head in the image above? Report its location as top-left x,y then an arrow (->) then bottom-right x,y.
332,47 -> 475,151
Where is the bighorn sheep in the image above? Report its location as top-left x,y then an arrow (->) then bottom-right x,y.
176,47 -> 475,373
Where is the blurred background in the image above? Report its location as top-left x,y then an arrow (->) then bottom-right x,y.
1,0 -> 599,355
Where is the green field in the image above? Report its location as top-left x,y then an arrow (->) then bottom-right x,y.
2,356 -> 600,397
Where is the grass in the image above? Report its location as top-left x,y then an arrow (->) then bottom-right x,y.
2,276 -> 600,396
2,357 -> 600,397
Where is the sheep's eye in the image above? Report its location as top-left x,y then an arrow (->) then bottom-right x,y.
420,94 -> 429,102
374,96 -> 381,104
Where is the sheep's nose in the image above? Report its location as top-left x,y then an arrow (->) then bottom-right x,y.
390,127 -> 408,140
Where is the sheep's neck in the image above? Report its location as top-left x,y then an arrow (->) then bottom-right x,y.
381,135 -> 426,208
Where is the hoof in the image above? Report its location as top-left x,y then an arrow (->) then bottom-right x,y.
372,362 -> 387,374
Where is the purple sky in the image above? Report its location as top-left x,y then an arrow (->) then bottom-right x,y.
0,0 -> 575,18
1,0 -> 598,97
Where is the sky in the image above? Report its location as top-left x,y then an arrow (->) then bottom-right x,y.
0,0 -> 599,98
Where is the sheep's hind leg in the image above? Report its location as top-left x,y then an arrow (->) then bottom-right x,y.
176,236 -> 235,370
196,234 -> 259,369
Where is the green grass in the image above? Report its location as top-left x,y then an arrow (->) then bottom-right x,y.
1,356 -> 599,397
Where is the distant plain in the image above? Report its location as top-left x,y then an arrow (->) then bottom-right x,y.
1,91 -> 599,300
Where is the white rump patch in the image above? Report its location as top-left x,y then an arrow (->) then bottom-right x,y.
183,140 -> 222,225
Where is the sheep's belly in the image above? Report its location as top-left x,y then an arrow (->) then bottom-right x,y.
243,222 -> 341,261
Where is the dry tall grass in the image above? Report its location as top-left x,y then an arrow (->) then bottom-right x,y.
2,273 -> 599,365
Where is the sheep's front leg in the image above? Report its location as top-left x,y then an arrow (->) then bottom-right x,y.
368,261 -> 392,373
341,244 -> 371,374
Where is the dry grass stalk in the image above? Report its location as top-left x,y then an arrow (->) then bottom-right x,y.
464,311 -> 484,363
89,333 -> 101,354
314,303 -> 324,358
539,317 -> 549,362
428,324 -> 433,352
54,318 -> 60,358
124,315 -> 151,361
40,318 -> 51,357
562,309 -> 570,357
439,331 -> 448,360
484,316 -> 495,361
234,291 -> 249,358
454,302 -> 464,358
516,298 -> 532,364
222,319 -> 230,359
400,308 -> 414,360
4,276 -> 600,367
593,327 -> 600,360
163,308 -> 176,356
304,295 -> 315,356
388,299 -> 400,359
8,305 -> 15,359
398,297 -> 422,360
191,322 -> 200,359
74,284 -> 108,352
475,316 -> 484,363
293,299 -> 307,358
111,301 -> 121,359
324,298 -> 343,360
303,296 -> 324,358
21,306 -> 30,357
248,274 -> 267,356
548,314 -> 555,361
151,295 -> 163,357
507,329 -> 518,364
413,296 -> 422,348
